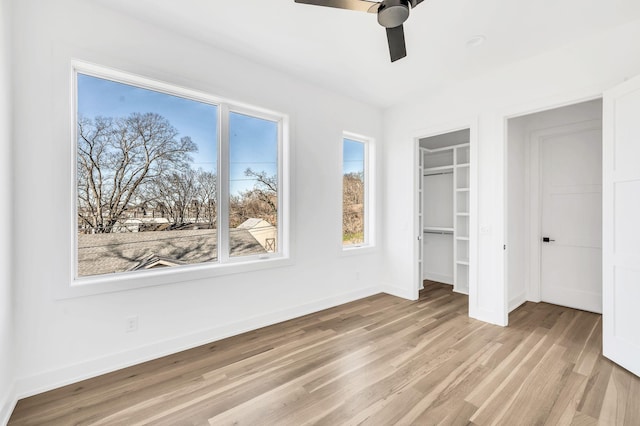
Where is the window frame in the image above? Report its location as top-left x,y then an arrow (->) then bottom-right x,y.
220,104 -> 287,264
341,132 -> 375,252
67,61 -> 290,296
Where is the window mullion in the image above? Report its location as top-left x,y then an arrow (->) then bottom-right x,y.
219,104 -> 231,263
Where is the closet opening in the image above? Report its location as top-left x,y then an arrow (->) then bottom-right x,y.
417,128 -> 471,298
505,98 -> 603,315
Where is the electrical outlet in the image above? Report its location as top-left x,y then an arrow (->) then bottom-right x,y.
125,315 -> 138,333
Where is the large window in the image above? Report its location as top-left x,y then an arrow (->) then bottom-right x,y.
342,135 -> 372,248
75,65 -> 286,280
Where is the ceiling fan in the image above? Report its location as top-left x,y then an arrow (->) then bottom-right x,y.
294,0 -> 424,62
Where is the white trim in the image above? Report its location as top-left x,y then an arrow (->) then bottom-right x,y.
416,143 -> 424,299
0,382 -> 17,426
57,257 -> 295,299
509,292 -> 527,312
63,60 -> 291,299
341,245 -> 378,257
468,121 -> 479,320
15,286 -> 381,400
381,283 -> 417,300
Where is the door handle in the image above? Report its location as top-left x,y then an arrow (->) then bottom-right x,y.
542,237 -> 555,243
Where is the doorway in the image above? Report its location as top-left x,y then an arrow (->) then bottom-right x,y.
417,128 -> 472,297
505,99 -> 603,313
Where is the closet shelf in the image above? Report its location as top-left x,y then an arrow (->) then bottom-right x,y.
456,188 -> 470,192
456,212 -> 470,216
424,226 -> 454,234
423,165 -> 454,173
456,236 -> 470,241
456,260 -> 470,266
456,163 -> 470,168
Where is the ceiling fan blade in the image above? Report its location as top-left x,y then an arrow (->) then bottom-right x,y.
386,25 -> 407,62
409,0 -> 424,7
295,0 -> 380,13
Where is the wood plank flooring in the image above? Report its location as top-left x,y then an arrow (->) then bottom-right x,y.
9,281 -> 640,425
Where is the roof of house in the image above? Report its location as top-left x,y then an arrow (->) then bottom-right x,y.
78,229 -> 266,277
237,218 -> 272,230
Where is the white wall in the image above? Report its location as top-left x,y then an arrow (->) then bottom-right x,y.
0,0 -> 15,422
506,118 -> 527,311
383,18 -> 640,325
506,99 -> 602,312
12,0 -> 385,397
422,172 -> 454,284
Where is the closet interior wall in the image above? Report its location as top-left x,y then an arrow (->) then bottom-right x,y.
420,129 -> 470,294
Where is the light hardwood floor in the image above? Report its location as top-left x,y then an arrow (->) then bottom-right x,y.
9,281 -> 640,425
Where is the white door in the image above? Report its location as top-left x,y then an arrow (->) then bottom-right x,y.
603,76 -> 640,377
540,121 -> 602,313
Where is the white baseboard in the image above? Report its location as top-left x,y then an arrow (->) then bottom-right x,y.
509,292 -> 527,313
469,306 -> 507,327
15,286 -> 381,400
423,272 -> 453,285
1,382 -> 17,426
381,284 -> 417,300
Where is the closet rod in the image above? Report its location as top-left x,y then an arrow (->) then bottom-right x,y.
423,230 -> 454,235
423,171 -> 453,176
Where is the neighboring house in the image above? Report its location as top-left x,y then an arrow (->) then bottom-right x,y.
111,218 -> 143,233
131,255 -> 185,270
237,218 -> 277,252
77,229 -> 265,277
112,217 -> 170,233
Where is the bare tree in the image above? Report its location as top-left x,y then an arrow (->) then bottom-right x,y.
149,169 -> 198,226
77,112 -> 197,233
148,168 -> 217,227
343,172 -> 364,243
195,169 -> 217,227
229,168 -> 277,227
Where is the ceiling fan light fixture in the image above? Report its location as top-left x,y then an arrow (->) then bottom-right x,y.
377,0 -> 410,28
293,0 -> 424,62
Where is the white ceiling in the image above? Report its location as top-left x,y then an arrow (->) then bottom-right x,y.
94,0 -> 640,108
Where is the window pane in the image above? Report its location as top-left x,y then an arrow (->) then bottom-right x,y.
343,138 -> 365,246
76,73 -> 218,277
228,112 -> 279,257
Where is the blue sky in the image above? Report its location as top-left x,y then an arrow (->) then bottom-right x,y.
77,73 -> 277,195
343,138 -> 365,175
229,112 -> 277,195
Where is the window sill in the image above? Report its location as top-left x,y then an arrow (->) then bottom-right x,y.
56,255 -> 293,299
340,244 -> 377,256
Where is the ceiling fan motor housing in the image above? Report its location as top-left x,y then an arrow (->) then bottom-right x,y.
377,0 -> 410,28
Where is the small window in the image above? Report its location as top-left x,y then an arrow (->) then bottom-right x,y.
74,65 -> 286,281
342,135 -> 372,248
